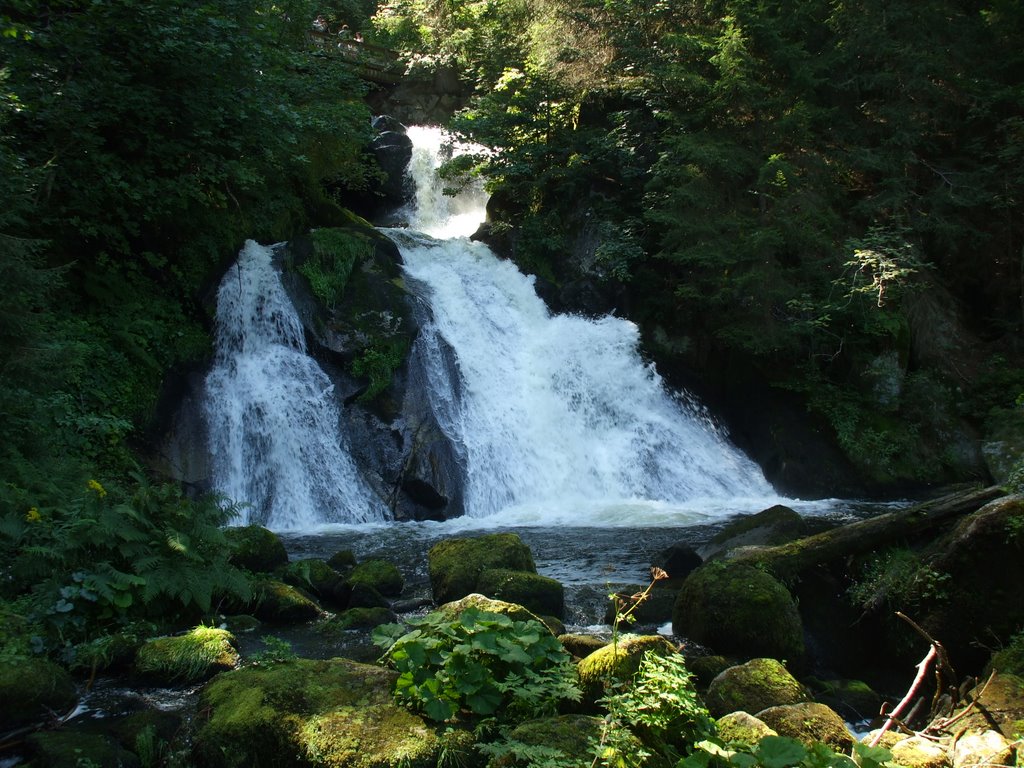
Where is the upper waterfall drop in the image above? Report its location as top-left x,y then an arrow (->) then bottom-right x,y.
392,127 -> 777,521
204,240 -> 388,530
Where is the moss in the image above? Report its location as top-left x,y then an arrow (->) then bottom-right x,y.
193,657 -> 441,768
347,559 -> 404,597
279,558 -> 343,597
352,338 -> 410,402
328,550 -> 358,571
26,729 -> 140,768
429,534 -> 537,605
225,525 -> 289,573
703,506 -> 807,558
558,634 -> 608,659
576,634 -> 676,705
805,677 -> 882,721
135,626 -> 239,684
437,594 -> 546,626
301,227 -> 374,307
318,608 -> 397,634
957,673 -> 1024,739
253,579 -> 324,623
756,702 -> 853,752
672,561 -> 804,661
703,658 -> 810,718
0,656 -> 77,729
476,568 -> 564,619
715,712 -> 778,744
686,655 -> 735,689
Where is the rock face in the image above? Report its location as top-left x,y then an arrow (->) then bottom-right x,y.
192,657 -> 441,768
672,562 -> 804,661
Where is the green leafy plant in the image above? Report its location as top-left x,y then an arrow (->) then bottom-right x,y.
373,607 -> 580,722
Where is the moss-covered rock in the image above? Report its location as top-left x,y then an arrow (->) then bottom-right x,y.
225,525 -> 289,573
0,656 -> 77,729
604,583 -> 679,627
686,655 -> 736,689
704,658 -> 810,718
715,712 -> 778,744
135,626 -> 240,684
576,634 -> 677,706
805,677 -> 883,722
347,559 -> 404,597
428,534 -> 537,605
700,505 -> 808,560
889,735 -> 951,768
221,614 -> 262,634
955,673 -> 1024,739
541,616 -> 566,636
486,715 -> 642,768
192,657 -> 441,768
559,633 -> 608,659
755,702 -> 853,752
252,579 -> 324,623
327,549 -> 358,571
672,561 -> 804,661
318,607 -> 397,633
348,581 -> 390,609
279,558 -> 344,598
986,636 -> 1024,678
437,593 -> 546,626
26,729 -> 141,768
476,568 -> 564,619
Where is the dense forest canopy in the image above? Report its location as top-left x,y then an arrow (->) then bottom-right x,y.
1,0 -> 1024,655
371,0 -> 1024,484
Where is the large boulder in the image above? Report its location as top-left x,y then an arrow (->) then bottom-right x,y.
755,702 -> 854,753
371,129 -> 414,207
135,627 -> 240,684
672,562 -> 804,661
715,712 -> 778,744
192,657 -> 441,768
437,593 -> 545,626
428,534 -> 537,605
699,505 -> 808,560
0,657 -> 77,729
476,568 -> 564,619
252,579 -> 324,623
704,658 -> 810,718
225,525 -> 288,573
347,559 -> 405,597
278,558 -> 345,600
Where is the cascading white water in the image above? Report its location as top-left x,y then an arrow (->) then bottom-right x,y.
204,240 -> 387,529
393,127 -> 777,522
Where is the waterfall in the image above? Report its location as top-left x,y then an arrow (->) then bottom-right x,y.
392,128 -> 777,521
204,240 -> 387,529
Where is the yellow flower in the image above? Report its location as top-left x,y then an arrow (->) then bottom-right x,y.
25,507 -> 41,523
87,479 -> 107,498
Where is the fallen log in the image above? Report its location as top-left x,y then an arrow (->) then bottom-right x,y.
725,484 -> 1006,581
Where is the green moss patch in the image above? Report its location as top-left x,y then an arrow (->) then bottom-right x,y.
135,626 -> 239,684
225,525 -> 289,573
703,658 -> 809,718
429,534 -> 537,605
576,634 -> 676,705
253,579 -> 324,623
476,568 -> 564,619
0,657 -> 77,729
301,228 -> 374,307
347,559 -> 404,597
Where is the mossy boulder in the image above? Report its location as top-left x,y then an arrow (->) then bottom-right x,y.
476,568 -> 564,619
653,542 -> 703,580
704,658 -> 810,718
348,581 -> 391,609
576,634 -> 677,705
428,534 -> 537,605
327,549 -> 358,571
192,657 -> 441,768
225,525 -> 289,573
604,583 -> 678,627
559,633 -> 608,659
347,559 -> 404,597
279,558 -> 344,599
715,712 -> 778,744
486,715 -> 642,768
437,593 -> 545,626
889,736 -> 951,768
252,579 -> 324,623
986,637 -> 1024,678
135,626 -> 240,684
806,677 -> 882,721
0,656 -> 77,729
686,655 -> 735,689
700,506 -> 807,560
26,730 -> 141,768
755,702 -> 853,753
673,562 -> 804,661
318,607 -> 398,633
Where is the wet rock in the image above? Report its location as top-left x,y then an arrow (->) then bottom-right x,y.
704,658 -> 810,719
371,129 -> 414,206
672,562 -> 804,661
558,633 -> 608,659
437,593 -> 545,626
135,626 -> 240,684
699,505 -> 807,560
251,579 -> 324,623
755,702 -> 853,753
653,543 -> 703,580
347,581 -> 391,610
318,607 -> 397,633
347,558 -> 405,597
279,558 -> 345,600
327,549 -> 357,571
604,583 -> 678,627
